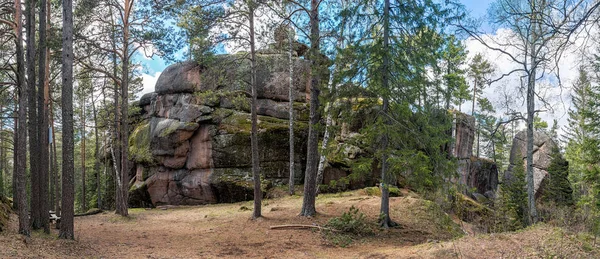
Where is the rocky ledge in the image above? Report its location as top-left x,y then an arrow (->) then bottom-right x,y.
129,54 -> 311,207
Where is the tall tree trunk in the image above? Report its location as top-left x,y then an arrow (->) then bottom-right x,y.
379,0 -> 396,229
300,0 -> 321,217
117,0 -> 132,217
248,1 -> 262,219
15,0 -> 30,236
51,100 -> 60,216
81,96 -> 86,212
526,3 -> 539,225
288,23 -> 295,196
249,2 -> 261,219
471,81 -> 477,116
0,116 -> 3,198
526,52 -> 538,225
110,5 -> 121,213
315,15 -> 346,194
12,113 -> 17,210
59,0 -> 75,239
26,0 -> 41,231
92,93 -> 101,209
315,70 -> 337,195
38,0 -> 50,233
101,83 -> 114,210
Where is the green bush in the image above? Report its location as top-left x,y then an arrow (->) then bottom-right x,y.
323,206 -> 374,247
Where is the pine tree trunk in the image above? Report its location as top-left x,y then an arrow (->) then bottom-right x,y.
12,112 -> 16,210
379,0 -> 396,229
81,98 -> 86,212
59,0 -> 75,239
0,117 -> 3,198
249,2 -> 261,219
471,81 -> 477,116
51,103 -> 60,216
92,94 -> 102,209
288,25 -> 295,196
26,0 -> 41,231
111,4 -> 122,213
300,0 -> 321,217
38,0 -> 49,233
15,0 -> 30,236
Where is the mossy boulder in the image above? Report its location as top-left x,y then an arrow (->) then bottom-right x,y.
129,55 -> 314,206
129,121 -> 153,164
129,181 -> 154,208
0,195 -> 11,232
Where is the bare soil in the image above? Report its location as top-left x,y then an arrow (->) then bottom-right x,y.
1,190 -> 598,258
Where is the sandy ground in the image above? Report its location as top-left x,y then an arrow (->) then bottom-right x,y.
1,190 -> 598,258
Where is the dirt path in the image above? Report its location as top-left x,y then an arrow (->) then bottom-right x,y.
1,190 -> 598,258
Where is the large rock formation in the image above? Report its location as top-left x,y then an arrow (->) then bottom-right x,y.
504,130 -> 559,198
129,53 -> 311,206
453,112 -> 499,199
0,196 -> 10,232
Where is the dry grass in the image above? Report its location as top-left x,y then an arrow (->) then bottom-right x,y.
0,189 -> 598,258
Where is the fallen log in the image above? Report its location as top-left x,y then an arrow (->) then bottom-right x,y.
269,224 -> 338,232
75,209 -> 103,217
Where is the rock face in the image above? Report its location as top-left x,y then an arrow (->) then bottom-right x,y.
504,130 -> 558,198
454,113 -> 475,159
453,112 -> 499,199
129,54 -> 310,206
457,158 -> 499,196
0,196 -> 10,232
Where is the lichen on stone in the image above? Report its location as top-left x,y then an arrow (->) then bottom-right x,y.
129,121 -> 153,164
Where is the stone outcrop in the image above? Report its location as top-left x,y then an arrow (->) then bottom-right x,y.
453,112 -> 499,199
0,196 -> 10,232
504,130 -> 559,198
129,53 -> 310,207
453,113 -> 475,159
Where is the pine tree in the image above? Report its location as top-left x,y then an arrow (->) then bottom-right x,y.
500,148 -> 528,230
542,146 -> 573,207
59,0 -> 75,240
467,53 -> 493,116
564,67 -> 600,205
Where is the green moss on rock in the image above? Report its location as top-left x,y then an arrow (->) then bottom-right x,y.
0,195 -> 11,232
129,121 -> 153,164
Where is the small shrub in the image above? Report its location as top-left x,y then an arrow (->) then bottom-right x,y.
322,206 -> 374,247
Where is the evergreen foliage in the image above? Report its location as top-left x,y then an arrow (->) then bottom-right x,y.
498,149 -> 528,230
541,146 -> 574,207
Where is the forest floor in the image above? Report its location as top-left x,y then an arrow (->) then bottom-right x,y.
1,189 -> 599,258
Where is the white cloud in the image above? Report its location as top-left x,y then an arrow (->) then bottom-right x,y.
137,72 -> 161,100
461,27 -> 593,138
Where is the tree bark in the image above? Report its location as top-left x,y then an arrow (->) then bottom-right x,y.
300,0 -> 321,217
38,0 -> 50,233
249,2 -> 261,219
316,20 -> 347,194
15,0 -> 30,236
92,93 -> 102,209
526,2 -> 539,225
288,23 -> 295,196
116,0 -> 132,217
26,0 -> 41,231
110,3 -> 121,213
0,116 -> 3,198
379,0 -> 396,229
50,100 -> 60,216
12,113 -> 17,210
59,0 -> 75,239
81,95 -> 86,212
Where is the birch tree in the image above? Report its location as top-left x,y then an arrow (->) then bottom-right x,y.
460,0 -> 600,224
